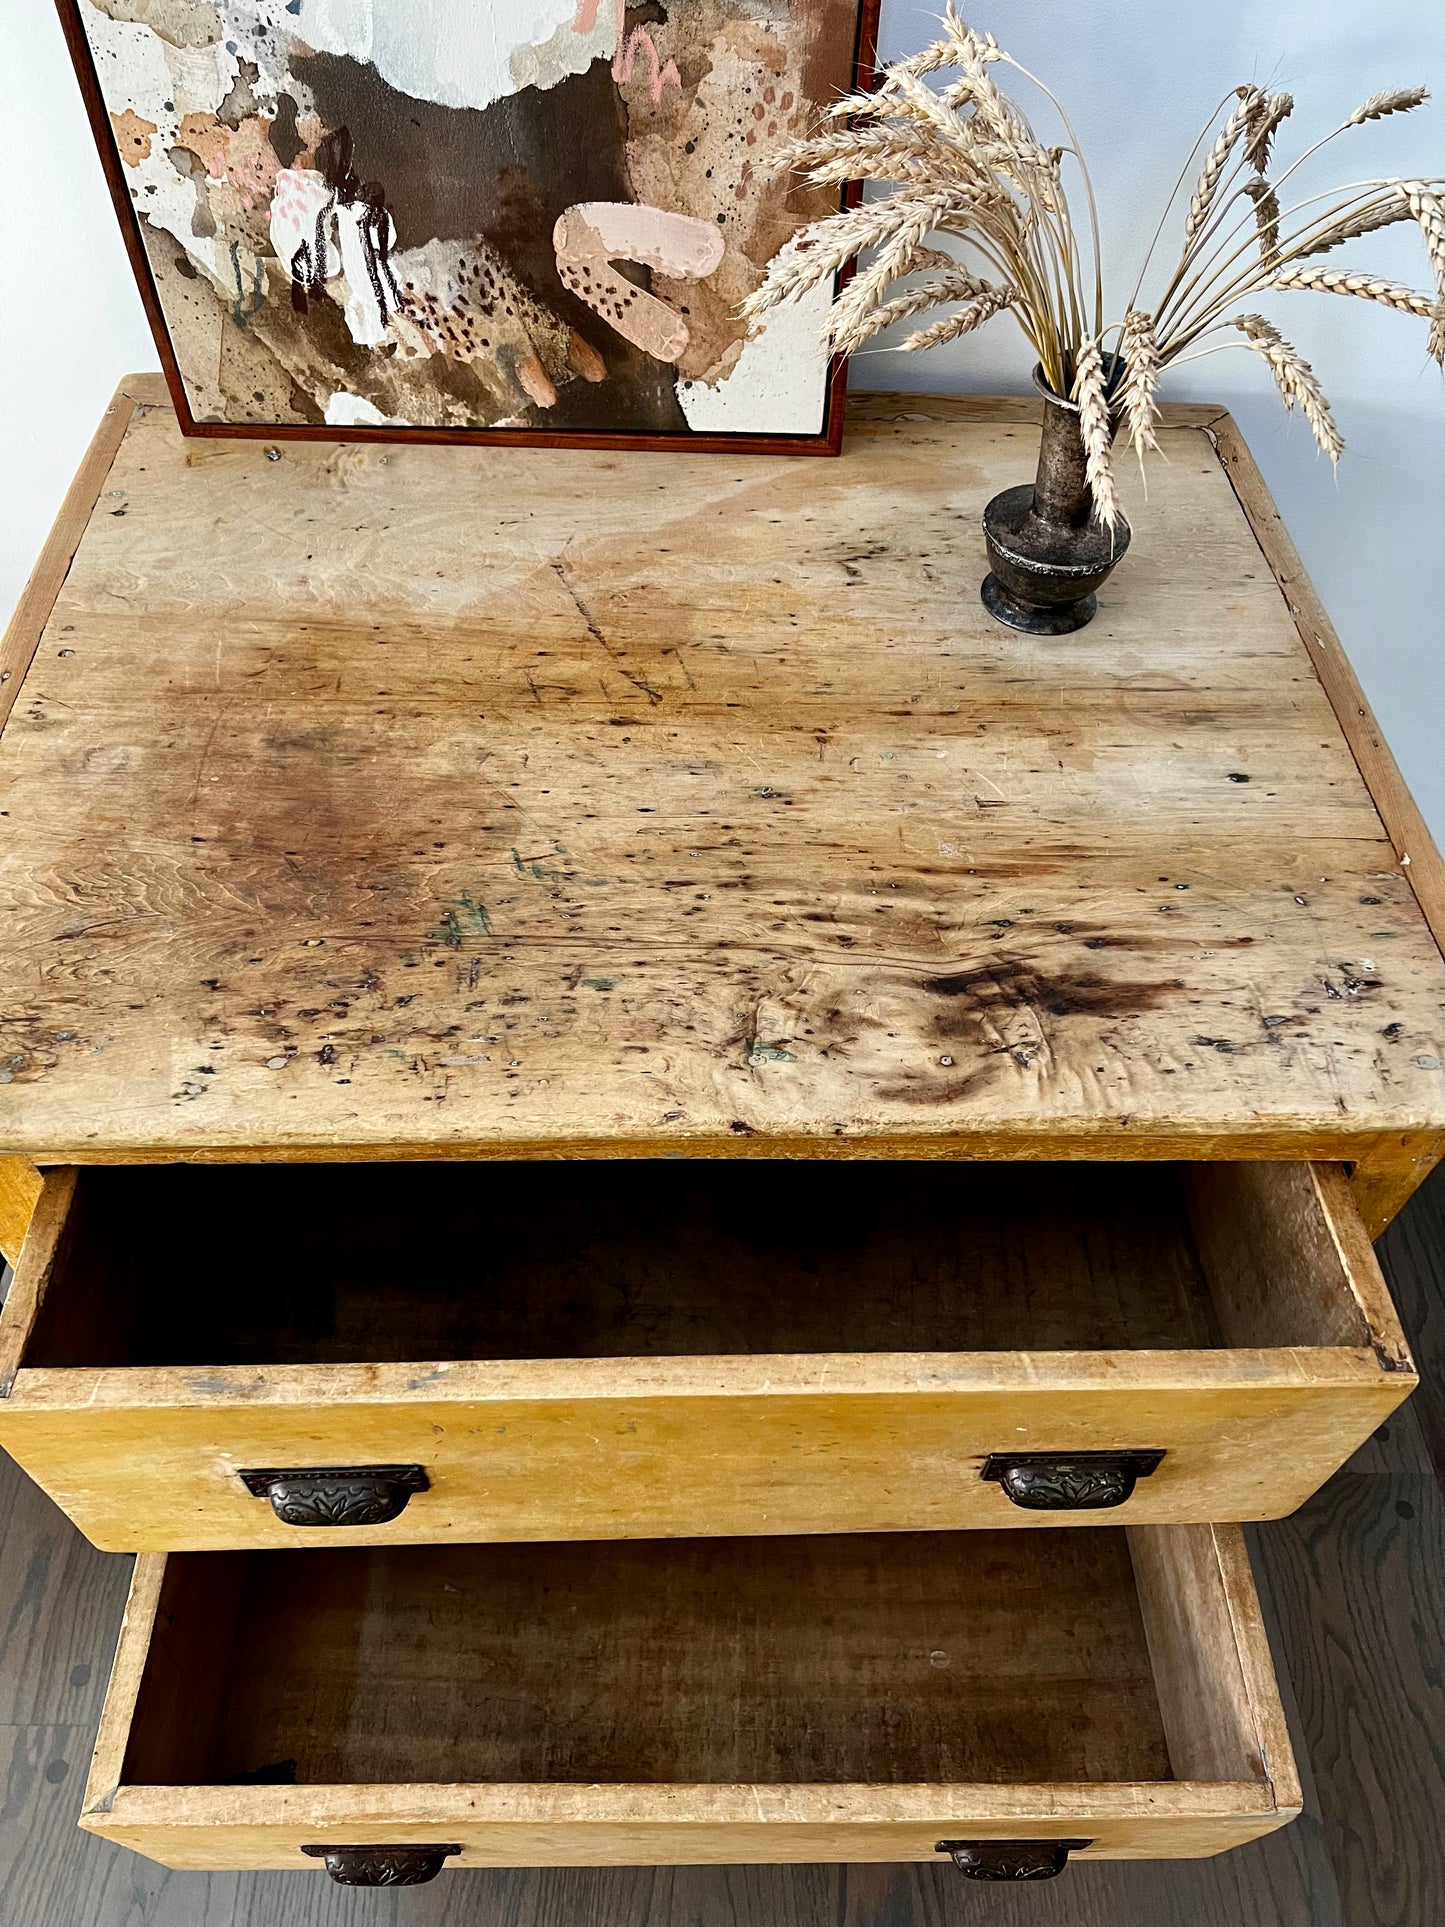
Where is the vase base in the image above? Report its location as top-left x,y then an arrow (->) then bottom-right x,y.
981,573 -> 1098,636
981,481 -> 1129,638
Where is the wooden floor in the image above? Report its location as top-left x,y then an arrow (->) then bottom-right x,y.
0,1169 -> 1442,1926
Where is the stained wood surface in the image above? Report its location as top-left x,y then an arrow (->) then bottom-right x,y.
0,390 -> 137,740
126,1533 -> 1174,1787
1206,413 -> 1445,968
4,1157 -> 1444,1922
0,1160 -> 1413,1549
0,391 -> 1442,1218
83,1525 -> 1293,1867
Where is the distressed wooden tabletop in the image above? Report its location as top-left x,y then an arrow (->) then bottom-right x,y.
1,383 -> 1442,1221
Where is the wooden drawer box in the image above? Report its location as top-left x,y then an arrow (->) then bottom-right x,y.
80,1523 -> 1299,1880
0,1158 -> 1412,1552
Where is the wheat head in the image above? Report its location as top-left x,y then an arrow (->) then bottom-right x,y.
1234,315 -> 1345,461
897,283 -> 1017,351
1120,310 -> 1163,461
1272,263 -> 1437,317
1185,88 -> 1263,241
1073,337 -> 1124,534
1246,175 -> 1283,270
1347,87 -> 1430,126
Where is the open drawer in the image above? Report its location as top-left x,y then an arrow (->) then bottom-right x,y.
80,1524 -> 1299,1878
0,1159 -> 1414,1551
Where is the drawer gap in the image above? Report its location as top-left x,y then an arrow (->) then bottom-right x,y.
19,1161 -> 1255,1369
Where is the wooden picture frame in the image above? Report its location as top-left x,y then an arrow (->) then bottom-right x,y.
55,0 -> 880,456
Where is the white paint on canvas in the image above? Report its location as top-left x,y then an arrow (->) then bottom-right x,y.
325,390 -> 408,424
677,278 -> 833,434
223,0 -> 322,100
79,3 -> 232,278
292,0 -> 609,112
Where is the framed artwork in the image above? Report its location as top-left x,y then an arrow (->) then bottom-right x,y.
56,0 -> 879,453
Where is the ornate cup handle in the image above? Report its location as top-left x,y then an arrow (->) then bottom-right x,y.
980,1449 -> 1165,1511
301,1845 -> 461,1886
238,1464 -> 429,1528
936,1839 -> 1092,1880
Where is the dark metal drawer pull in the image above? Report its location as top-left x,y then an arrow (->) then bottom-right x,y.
981,1449 -> 1165,1511
239,1464 -> 429,1528
301,1844 -> 460,1886
937,1839 -> 1091,1880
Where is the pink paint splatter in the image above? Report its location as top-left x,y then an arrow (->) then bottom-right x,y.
217,118 -> 279,211
614,26 -> 681,104
572,0 -> 681,105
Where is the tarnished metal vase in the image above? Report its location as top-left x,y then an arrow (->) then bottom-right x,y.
981,366 -> 1131,635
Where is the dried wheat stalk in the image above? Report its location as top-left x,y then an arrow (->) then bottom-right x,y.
1272,264 -> 1438,316
830,240 -> 990,352
1245,175 -> 1283,270
1245,92 -> 1295,173
1348,86 -> 1431,126
898,284 -> 1018,351
1299,191 -> 1415,258
1075,337 -> 1125,532
1234,315 -> 1345,461
840,270 -> 1000,350
1185,88 -> 1262,241
747,5 -> 1443,519
1404,183 -> 1445,363
1120,310 -> 1163,459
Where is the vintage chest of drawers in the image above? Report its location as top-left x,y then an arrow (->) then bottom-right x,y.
0,382 -> 1442,1887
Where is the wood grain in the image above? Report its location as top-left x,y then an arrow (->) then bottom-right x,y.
131,1533 -> 1175,1786
0,1168 -> 76,1396
19,1197 -> 1445,1927
0,396 -> 1441,1218
1259,1470 -> 1445,1924
0,386 -> 134,739
1206,412 -> 1445,969
0,1157 -> 42,1268
1376,1162 -> 1445,1494
79,1524 -> 1295,1870
0,1160 -> 1413,1550
13,1168 -> 1440,1918
1184,1161 -> 1412,1362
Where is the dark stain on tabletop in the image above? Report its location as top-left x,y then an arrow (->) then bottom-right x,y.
922,960 -> 1183,1031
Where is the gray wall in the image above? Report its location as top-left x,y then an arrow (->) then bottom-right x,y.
2,0 -> 1441,836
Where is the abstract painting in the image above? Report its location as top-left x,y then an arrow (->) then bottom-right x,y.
58,0 -> 877,451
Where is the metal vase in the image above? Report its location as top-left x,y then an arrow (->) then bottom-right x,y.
981,366 -> 1131,635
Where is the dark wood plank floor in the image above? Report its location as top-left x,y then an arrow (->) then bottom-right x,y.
1,1167 -> 1442,1927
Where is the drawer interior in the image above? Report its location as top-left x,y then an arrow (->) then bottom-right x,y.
22,1158 -> 1369,1371
120,1531 -> 1197,1789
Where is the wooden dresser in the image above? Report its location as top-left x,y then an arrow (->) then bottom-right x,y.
0,378 -> 1441,1888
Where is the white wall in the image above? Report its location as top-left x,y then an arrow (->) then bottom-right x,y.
2,0 -> 1441,837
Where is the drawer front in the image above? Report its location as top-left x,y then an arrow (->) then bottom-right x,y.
89,1793 -> 1286,1872
0,1159 -> 1415,1550
81,1527 -> 1299,1874
0,1364 -> 1409,1551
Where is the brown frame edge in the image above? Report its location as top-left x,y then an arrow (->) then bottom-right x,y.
50,0 -> 881,459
